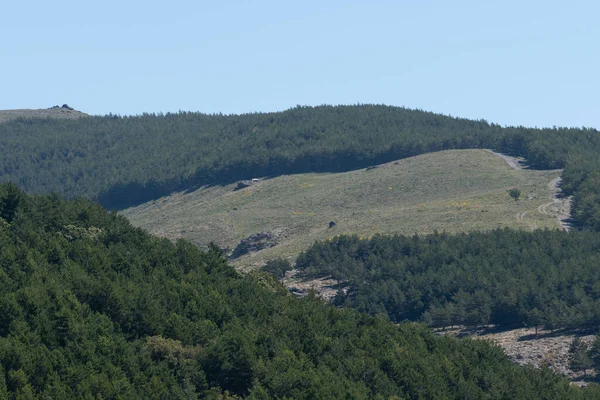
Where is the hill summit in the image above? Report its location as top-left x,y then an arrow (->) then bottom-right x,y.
0,105 -> 87,123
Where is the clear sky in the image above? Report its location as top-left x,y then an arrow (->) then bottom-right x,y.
2,0 -> 598,128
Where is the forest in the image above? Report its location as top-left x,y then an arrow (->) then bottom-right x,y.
1,184 -> 598,398
1,105 -> 600,229
295,230 -> 600,331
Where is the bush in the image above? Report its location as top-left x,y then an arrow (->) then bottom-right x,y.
263,258 -> 292,279
508,188 -> 521,201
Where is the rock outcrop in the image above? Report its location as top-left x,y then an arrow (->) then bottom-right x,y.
230,229 -> 285,258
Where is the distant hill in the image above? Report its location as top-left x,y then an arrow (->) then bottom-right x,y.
0,104 -> 599,229
0,105 -> 87,123
122,149 -> 563,269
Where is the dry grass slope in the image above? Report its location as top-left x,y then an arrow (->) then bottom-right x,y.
122,149 -> 563,270
0,108 -> 87,123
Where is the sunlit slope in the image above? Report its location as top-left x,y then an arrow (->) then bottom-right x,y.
123,150 -> 562,269
0,107 -> 87,123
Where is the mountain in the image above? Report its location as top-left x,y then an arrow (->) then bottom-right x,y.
0,104 -> 598,229
3,103 -> 600,395
0,184 -> 594,398
123,149 -> 564,269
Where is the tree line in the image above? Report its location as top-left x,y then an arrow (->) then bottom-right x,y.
1,105 -> 599,229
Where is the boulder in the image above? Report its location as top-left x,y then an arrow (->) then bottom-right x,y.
234,180 -> 254,191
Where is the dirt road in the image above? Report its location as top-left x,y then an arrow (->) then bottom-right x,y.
485,149 -> 523,170
487,150 -> 572,231
538,177 -> 572,231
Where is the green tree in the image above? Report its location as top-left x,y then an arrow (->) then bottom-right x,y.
0,185 -> 597,398
588,336 -> 600,373
525,308 -> 544,336
262,258 -> 292,279
0,182 -> 23,223
508,188 -> 521,201
569,338 -> 593,377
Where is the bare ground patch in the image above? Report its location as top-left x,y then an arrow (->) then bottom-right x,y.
438,326 -> 596,386
280,270 -> 344,301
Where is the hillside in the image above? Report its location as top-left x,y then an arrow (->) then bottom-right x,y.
294,228 -> 600,331
0,106 -> 87,123
291,227 -> 600,385
472,327 -> 596,385
0,183 -> 594,398
123,149 -> 563,269
1,104 -> 599,230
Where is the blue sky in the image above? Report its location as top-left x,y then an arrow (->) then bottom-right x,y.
2,1 -> 598,128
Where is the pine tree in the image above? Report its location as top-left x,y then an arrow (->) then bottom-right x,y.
569,338 -> 593,377
0,182 -> 23,223
588,336 -> 600,374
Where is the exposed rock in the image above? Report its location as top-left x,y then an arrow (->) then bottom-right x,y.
437,326 -> 596,385
219,246 -> 231,255
230,228 -> 286,258
329,221 -> 336,228
282,269 -> 347,300
234,180 -> 254,191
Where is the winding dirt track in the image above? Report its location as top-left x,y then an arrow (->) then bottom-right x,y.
515,211 -> 528,221
485,149 -> 523,171
540,177 -> 572,231
487,150 -> 571,231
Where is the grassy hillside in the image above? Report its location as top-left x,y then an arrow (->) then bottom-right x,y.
0,107 -> 87,123
123,149 -> 562,269
2,104 -> 599,229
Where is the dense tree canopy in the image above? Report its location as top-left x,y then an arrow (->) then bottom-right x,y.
1,105 -> 599,229
0,185 -> 597,398
296,230 -> 600,332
